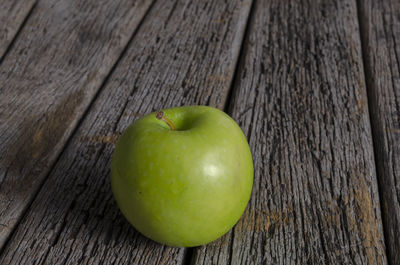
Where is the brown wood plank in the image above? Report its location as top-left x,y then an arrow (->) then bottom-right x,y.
0,0 -> 36,59
358,0 -> 400,264
192,0 -> 388,264
0,0 -> 253,263
0,0 -> 155,249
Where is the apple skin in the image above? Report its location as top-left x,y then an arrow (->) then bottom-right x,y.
111,106 -> 253,247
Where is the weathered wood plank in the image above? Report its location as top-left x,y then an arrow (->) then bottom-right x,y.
358,0 -> 400,264
0,0 -> 36,59
192,0 -> 388,264
0,0 -> 154,249
0,0 -> 252,263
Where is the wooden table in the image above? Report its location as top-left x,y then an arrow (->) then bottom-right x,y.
0,0 -> 399,264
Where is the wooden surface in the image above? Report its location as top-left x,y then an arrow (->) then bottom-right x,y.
193,0 -> 387,264
0,0 -> 398,264
0,0 -> 36,60
358,0 -> 400,264
0,0 -> 153,249
0,0 -> 252,264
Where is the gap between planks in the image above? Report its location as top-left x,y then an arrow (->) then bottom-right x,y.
356,0 -> 400,264
0,0 -> 36,63
355,0 -> 388,262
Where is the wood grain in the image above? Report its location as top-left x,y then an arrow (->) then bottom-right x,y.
358,0 -> 400,264
0,0 -> 154,249
0,0 -> 252,263
192,0 -> 388,264
0,0 -> 36,59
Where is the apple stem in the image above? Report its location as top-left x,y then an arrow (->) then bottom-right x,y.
156,111 -> 177,131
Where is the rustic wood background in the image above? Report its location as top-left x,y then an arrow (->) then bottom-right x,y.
0,0 -> 398,264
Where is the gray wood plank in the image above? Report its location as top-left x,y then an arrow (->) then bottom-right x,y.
358,0 -> 400,264
192,0 -> 388,264
0,0 -> 154,249
0,0 -> 36,59
0,0 -> 252,263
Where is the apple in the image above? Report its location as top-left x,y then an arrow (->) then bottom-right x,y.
111,105 -> 253,247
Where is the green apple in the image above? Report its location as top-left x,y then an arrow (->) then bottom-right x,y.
111,105 -> 253,247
